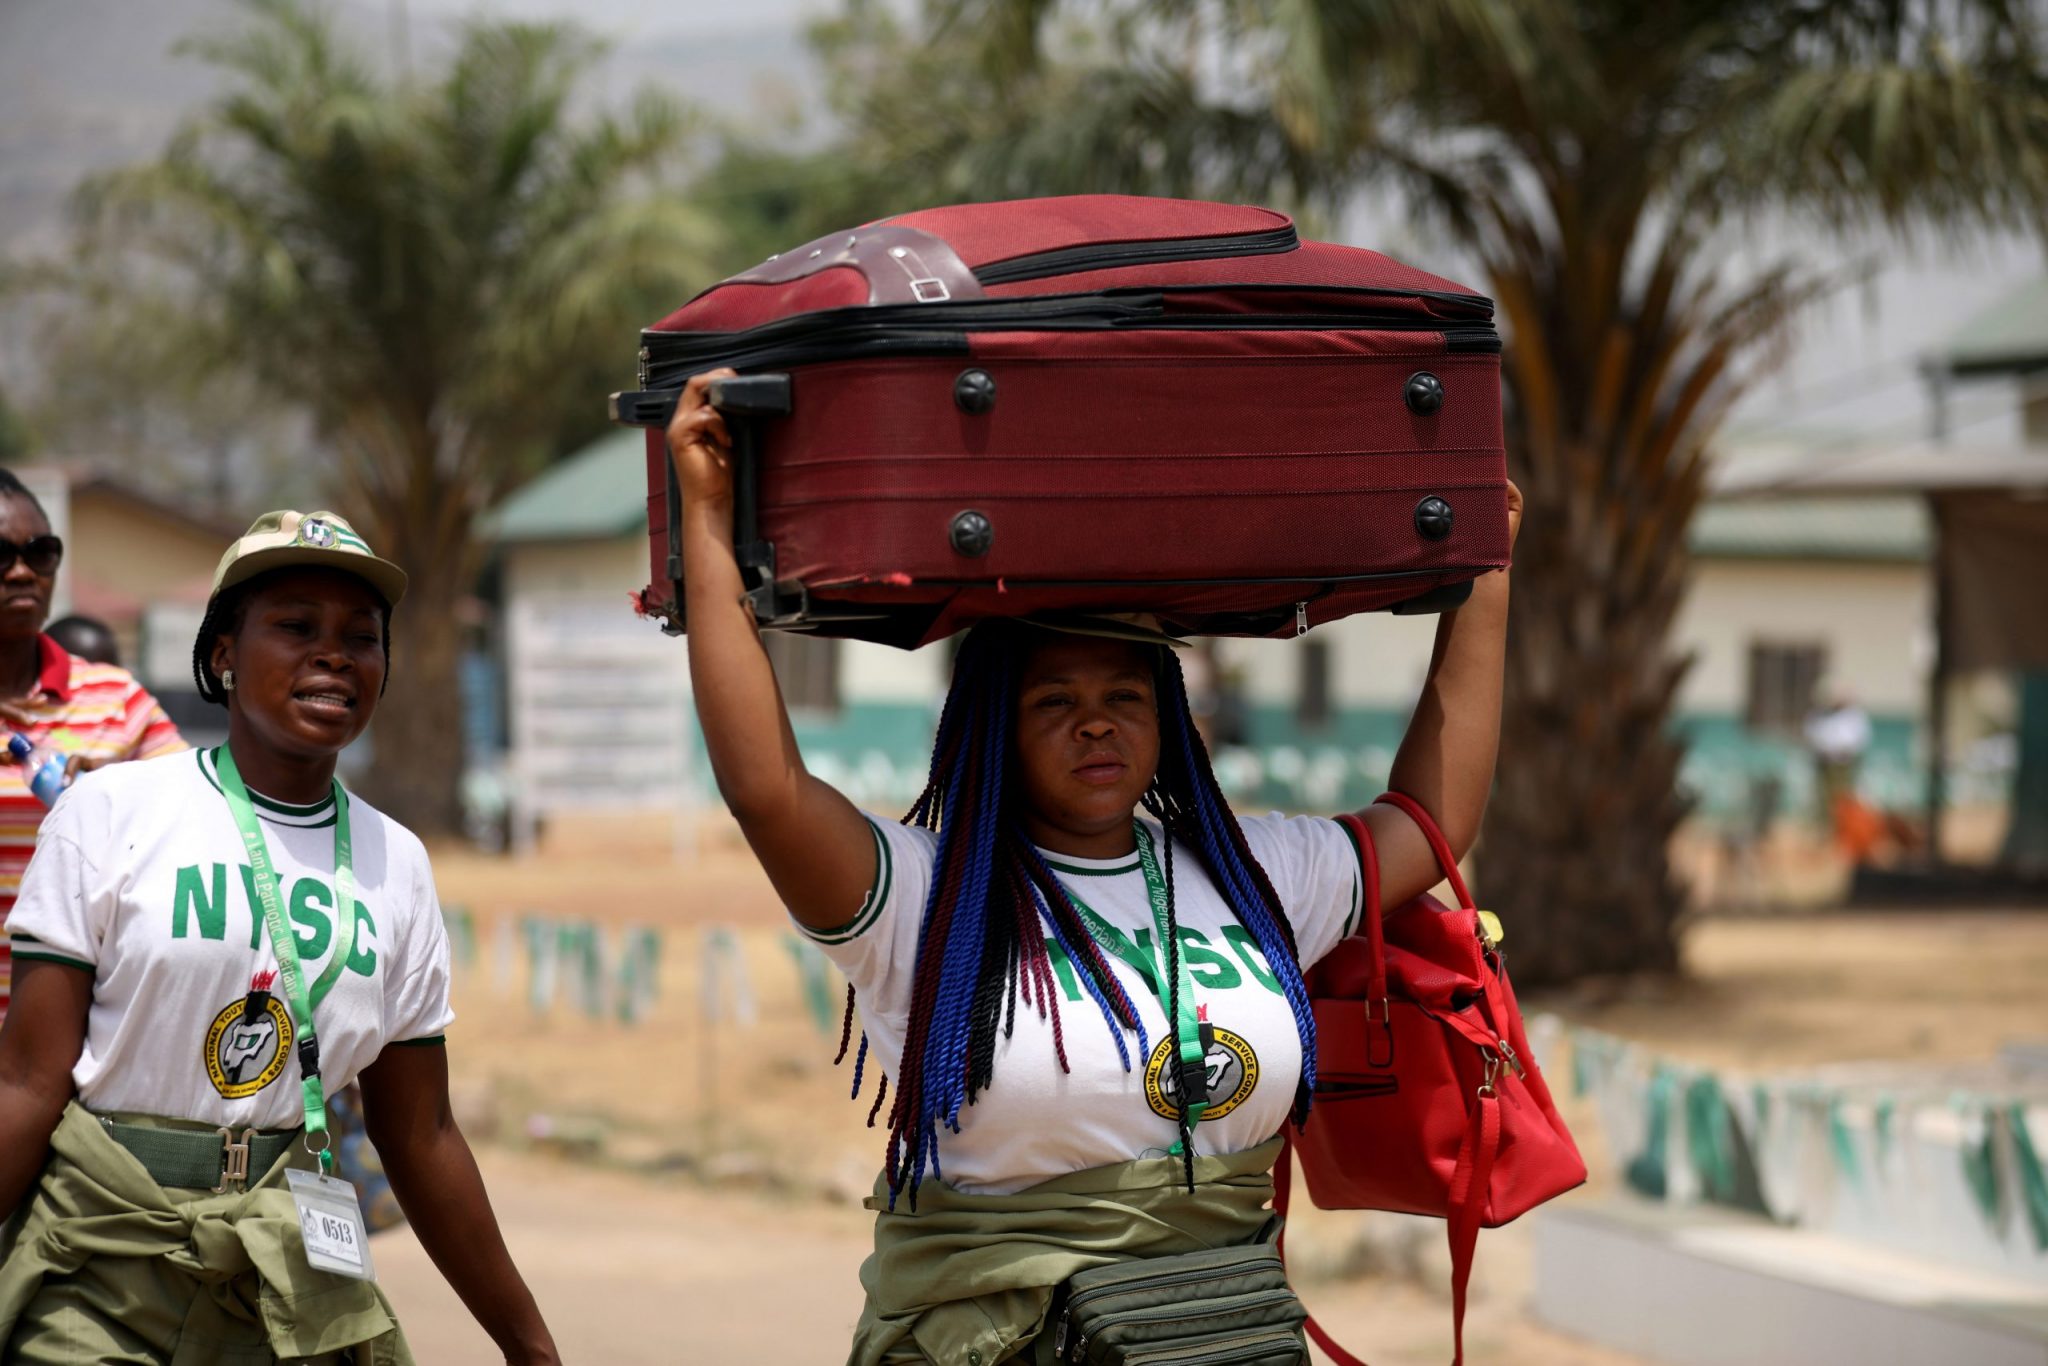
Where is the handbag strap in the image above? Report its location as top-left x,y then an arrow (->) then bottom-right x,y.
1334,811 -> 1388,1010
1276,1103 -> 1498,1366
1373,790 -> 1475,910
1446,1090 -> 1502,1366
1273,1138 -> 1372,1366
1373,792 -> 1523,1074
1300,798 -> 1499,1363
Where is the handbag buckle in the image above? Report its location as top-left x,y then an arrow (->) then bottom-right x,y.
1498,1038 -> 1526,1078
215,1127 -> 257,1193
1363,998 -> 1393,1068
1478,1049 -> 1505,1099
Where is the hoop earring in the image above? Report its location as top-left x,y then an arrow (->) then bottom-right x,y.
221,669 -> 235,692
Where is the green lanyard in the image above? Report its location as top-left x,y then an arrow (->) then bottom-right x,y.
1063,822 -> 1211,1145
216,748 -> 355,1174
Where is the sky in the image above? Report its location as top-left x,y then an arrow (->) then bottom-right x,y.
2,0 -> 2042,456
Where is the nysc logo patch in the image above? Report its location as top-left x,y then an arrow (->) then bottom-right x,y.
1144,1025 -> 1258,1121
204,997 -> 294,1099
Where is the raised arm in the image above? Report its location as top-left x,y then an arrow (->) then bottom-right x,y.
0,958 -> 89,1220
669,369 -> 881,931
1354,483 -> 1523,908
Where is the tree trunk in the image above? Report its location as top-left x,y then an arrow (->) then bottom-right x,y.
1476,448 -> 1696,985
359,517 -> 474,839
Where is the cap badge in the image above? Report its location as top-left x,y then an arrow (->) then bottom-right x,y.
296,517 -> 338,549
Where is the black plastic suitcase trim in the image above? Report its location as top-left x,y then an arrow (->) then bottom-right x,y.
633,298 -> 1499,397
972,224 -> 1301,285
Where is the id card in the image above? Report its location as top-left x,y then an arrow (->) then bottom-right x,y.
285,1167 -> 375,1281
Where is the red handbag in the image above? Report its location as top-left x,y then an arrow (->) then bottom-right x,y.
1275,792 -> 1585,1365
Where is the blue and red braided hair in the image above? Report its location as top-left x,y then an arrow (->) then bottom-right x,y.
838,621 -> 1317,1207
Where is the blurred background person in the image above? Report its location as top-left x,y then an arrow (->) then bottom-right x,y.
1804,687 -> 1873,833
0,468 -> 184,1029
44,613 -> 120,667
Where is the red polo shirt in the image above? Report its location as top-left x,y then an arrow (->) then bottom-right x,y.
0,634 -> 185,1019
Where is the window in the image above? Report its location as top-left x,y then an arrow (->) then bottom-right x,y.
1745,640 -> 1827,734
1297,638 -> 1333,731
764,631 -> 841,715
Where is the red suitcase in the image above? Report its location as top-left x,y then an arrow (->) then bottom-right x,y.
613,195 -> 1507,648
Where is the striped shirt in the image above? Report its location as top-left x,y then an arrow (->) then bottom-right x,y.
0,634 -> 185,1020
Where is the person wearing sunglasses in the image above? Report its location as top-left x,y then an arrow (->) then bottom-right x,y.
0,468 -> 185,1029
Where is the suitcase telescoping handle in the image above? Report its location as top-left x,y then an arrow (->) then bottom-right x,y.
615,373 -> 795,629
710,375 -> 795,622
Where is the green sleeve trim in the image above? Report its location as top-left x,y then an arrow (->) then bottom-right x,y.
1334,817 -> 1366,940
10,945 -> 94,972
801,819 -> 893,946
391,1034 -> 446,1047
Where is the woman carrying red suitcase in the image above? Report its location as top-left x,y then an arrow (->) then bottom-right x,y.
673,369 -> 1520,1365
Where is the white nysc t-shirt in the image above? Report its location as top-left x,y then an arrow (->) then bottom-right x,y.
798,813 -> 1362,1194
6,748 -> 455,1129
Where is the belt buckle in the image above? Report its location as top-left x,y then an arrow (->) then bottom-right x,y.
215,1126 -> 257,1193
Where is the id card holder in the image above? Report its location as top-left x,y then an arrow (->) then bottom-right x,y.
285,1167 -> 376,1281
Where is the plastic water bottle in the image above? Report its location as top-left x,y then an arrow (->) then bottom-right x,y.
8,734 -> 69,807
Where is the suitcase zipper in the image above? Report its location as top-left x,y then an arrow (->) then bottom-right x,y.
973,224 -> 1300,286
1116,312 -> 1499,353
641,295 -> 1163,385
642,289 -> 1499,386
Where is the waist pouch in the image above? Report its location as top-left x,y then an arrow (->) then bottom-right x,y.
1048,1244 -> 1308,1365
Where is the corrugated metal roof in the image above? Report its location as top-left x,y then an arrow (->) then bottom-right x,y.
1939,276 -> 2048,373
489,427 -> 648,542
1689,495 -> 1928,561
1714,436 -> 2048,496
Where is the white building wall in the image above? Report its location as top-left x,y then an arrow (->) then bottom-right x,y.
503,537 -> 949,705
498,537 -> 1932,726
841,637 -> 945,702
504,537 -> 661,604
501,537 -> 696,849
1676,559 -> 1930,715
1214,612 -> 1442,711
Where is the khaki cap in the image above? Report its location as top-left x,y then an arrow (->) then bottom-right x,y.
208,510 -> 408,608
1017,611 -> 1188,650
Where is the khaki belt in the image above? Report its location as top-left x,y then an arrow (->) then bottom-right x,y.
99,1117 -> 303,1192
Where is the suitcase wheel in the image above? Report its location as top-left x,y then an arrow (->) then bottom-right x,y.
949,509 -> 995,557
953,368 -> 998,415
1414,495 -> 1454,540
1404,371 -> 1445,416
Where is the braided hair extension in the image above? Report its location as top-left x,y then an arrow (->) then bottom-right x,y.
834,623 -> 1317,1208
191,571 -> 394,707
838,624 -> 1146,1207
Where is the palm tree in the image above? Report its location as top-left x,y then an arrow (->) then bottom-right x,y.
0,384 -> 30,462
65,0 -> 721,834
796,0 -> 2048,981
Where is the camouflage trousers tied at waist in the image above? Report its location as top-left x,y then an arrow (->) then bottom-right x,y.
0,1102 -> 412,1366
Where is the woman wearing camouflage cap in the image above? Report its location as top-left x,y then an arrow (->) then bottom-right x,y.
0,511 -> 557,1364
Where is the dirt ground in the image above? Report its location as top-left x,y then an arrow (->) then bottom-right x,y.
388,822 -> 2048,1364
